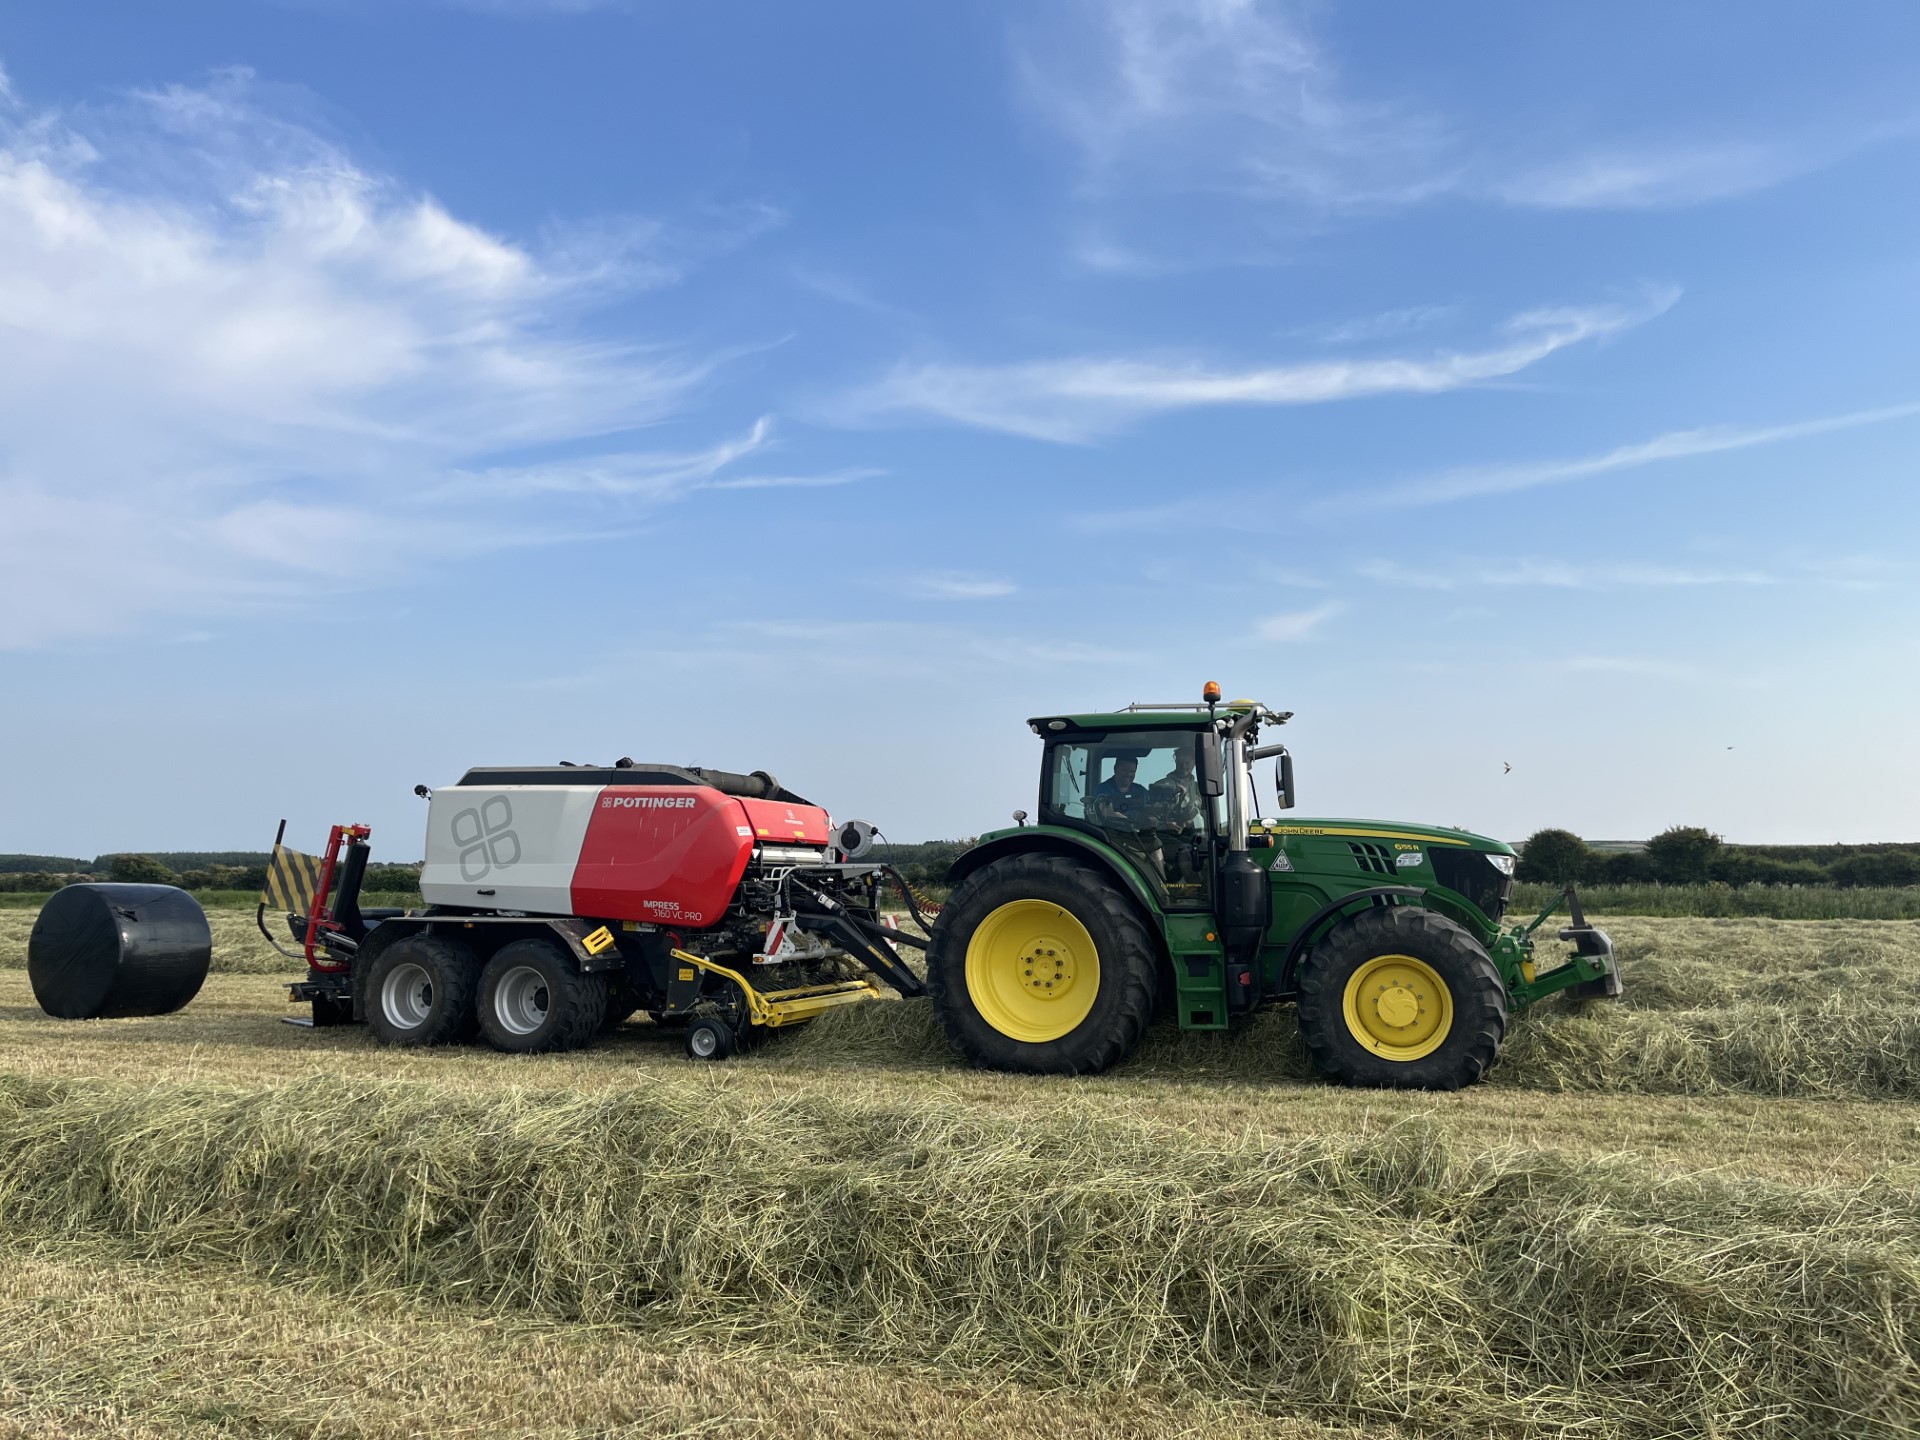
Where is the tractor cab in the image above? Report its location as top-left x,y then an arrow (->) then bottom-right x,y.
1035,722 -> 1220,909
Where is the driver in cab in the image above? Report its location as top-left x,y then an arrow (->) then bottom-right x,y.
1088,754 -> 1149,829
1147,748 -> 1203,833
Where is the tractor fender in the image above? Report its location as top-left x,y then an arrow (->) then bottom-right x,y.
948,829 -> 1165,949
1276,886 -> 1428,997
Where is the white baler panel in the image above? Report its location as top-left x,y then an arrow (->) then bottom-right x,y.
421,784 -> 599,915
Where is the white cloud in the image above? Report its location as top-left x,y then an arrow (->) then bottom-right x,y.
707,468 -> 884,492
0,68 -> 783,648
447,419 -> 775,499
1018,0 -> 1452,213
1324,398 -> 1920,514
838,289 -> 1674,442
901,572 -> 1019,600
1019,1 -> 1892,226
1492,142 -> 1812,210
1255,602 -> 1341,642
1312,303 -> 1461,345
790,265 -> 918,322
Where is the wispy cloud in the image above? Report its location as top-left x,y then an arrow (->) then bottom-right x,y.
1491,125 -> 1917,210
0,66 -> 783,647
447,420 -> 773,499
838,289 -> 1674,442
1017,0 -> 1452,214
900,571 -> 1019,600
708,467 -> 884,491
1018,1 -> 1898,230
1492,142 -> 1814,210
790,265 -> 918,322
1256,602 -> 1342,642
1359,558 -> 1779,590
1322,399 -> 1920,514
1311,303 -> 1461,345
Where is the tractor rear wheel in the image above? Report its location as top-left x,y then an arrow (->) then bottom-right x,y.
1295,906 -> 1507,1090
927,853 -> 1157,1075
364,934 -> 478,1047
476,938 -> 609,1055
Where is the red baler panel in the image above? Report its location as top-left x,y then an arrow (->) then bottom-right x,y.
738,797 -> 834,846
571,787 -> 754,926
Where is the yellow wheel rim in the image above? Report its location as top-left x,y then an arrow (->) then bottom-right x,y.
1341,953 -> 1453,1062
964,899 -> 1101,1042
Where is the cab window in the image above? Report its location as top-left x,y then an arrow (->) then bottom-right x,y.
1039,729 -> 1212,908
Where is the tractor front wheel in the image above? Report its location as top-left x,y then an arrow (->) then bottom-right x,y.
926,853 -> 1157,1075
1295,906 -> 1507,1090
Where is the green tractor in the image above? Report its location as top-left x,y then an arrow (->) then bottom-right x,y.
924,685 -> 1620,1089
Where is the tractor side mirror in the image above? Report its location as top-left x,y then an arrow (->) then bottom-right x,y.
1276,753 -> 1296,810
1199,740 -> 1224,798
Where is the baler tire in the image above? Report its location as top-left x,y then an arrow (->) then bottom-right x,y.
364,935 -> 479,1048
476,939 -> 608,1055
926,853 -> 1157,1075
1295,905 -> 1507,1090
684,1015 -> 736,1061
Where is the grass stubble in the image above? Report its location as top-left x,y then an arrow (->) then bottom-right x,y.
0,911 -> 1917,1437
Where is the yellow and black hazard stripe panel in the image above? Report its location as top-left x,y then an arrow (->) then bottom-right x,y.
262,844 -> 325,915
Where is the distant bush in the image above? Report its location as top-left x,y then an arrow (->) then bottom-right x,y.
1829,850 -> 1920,888
1515,828 -> 1589,885
1708,853 -> 1829,887
105,853 -> 177,885
0,871 -> 87,893
1592,850 -> 1655,884
1645,827 -> 1721,885
871,840 -> 975,888
363,863 -> 424,892
0,854 -> 94,875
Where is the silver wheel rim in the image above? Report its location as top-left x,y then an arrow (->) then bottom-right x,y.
381,962 -> 433,1030
494,964 -> 551,1036
690,1025 -> 720,1058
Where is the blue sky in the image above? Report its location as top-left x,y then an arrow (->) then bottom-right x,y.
2,1 -> 1917,856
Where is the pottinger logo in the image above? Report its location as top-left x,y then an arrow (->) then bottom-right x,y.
452,796 -> 520,881
601,796 -> 697,810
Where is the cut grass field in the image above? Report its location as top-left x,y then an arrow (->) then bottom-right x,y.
2,907 -> 1918,1437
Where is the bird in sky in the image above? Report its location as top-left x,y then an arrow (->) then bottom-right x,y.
1503,762 -> 1512,774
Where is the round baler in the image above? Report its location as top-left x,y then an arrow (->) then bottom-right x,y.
267,763 -> 926,1058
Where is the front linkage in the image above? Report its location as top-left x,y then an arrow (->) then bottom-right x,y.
1488,884 -> 1623,1006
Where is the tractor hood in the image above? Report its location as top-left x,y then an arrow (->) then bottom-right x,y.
1254,817 -> 1514,855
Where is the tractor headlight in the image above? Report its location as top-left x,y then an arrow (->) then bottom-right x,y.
1486,853 -> 1516,875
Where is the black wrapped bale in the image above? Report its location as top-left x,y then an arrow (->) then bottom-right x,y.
28,883 -> 212,1019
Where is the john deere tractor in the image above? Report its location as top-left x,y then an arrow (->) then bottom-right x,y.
925,685 -> 1620,1089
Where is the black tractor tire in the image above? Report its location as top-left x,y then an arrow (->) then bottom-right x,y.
1295,905 -> 1508,1090
364,934 -> 479,1047
926,852 -> 1158,1075
476,938 -> 609,1055
684,1015 -> 737,1061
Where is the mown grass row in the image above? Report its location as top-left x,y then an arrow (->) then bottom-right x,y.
0,1071 -> 1912,1439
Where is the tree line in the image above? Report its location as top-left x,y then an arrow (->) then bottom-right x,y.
0,853 -> 424,895
1517,828 -> 1920,889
